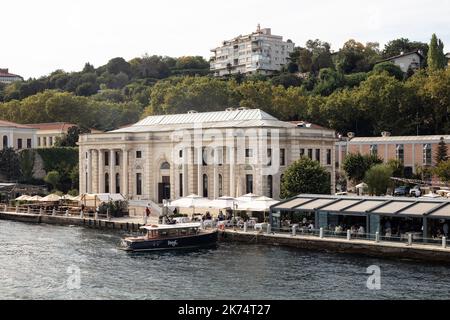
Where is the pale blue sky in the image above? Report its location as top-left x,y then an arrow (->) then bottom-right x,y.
3,0 -> 450,79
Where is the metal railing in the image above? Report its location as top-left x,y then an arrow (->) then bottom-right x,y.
0,204 -> 111,220
230,222 -> 450,250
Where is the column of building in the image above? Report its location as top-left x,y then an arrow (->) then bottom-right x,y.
122,148 -> 129,197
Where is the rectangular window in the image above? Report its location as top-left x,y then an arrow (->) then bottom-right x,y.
246,174 -> 253,194
370,145 -> 378,157
245,148 -> 253,157
315,149 -> 321,163
280,148 -> 286,166
43,137 -> 47,146
179,173 -> 183,197
136,173 -> 142,195
396,144 -> 404,164
27,139 -> 32,149
179,150 -> 183,158
17,139 -> 22,150
267,148 -> 272,166
136,151 -> 142,159
300,148 -> 305,157
308,149 -> 313,159
115,151 -> 120,166
326,149 -> 332,165
37,137 -> 41,147
49,137 -> 53,146
202,147 -> 207,166
105,152 -> 109,166
423,144 -> 432,166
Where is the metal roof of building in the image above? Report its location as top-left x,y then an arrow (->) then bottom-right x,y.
111,109 -> 298,133
272,194 -> 450,219
347,135 -> 450,143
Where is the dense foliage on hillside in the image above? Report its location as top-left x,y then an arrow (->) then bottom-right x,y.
0,35 -> 448,136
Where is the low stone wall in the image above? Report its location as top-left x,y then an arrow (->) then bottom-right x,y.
220,230 -> 450,263
0,211 -> 144,232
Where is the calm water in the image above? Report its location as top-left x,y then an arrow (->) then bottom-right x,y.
1,220 -> 450,300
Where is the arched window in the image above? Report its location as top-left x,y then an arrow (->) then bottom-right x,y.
218,174 -> 223,197
105,173 -> 110,193
115,173 -> 120,194
2,135 -> 8,149
203,174 -> 208,198
267,175 -> 273,198
160,162 -> 170,170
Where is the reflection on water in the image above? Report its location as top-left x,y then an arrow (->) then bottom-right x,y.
1,220 -> 450,300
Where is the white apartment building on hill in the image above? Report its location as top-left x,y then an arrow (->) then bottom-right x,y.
210,25 -> 295,77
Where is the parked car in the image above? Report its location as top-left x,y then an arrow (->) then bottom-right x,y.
410,186 -> 422,197
394,186 -> 410,197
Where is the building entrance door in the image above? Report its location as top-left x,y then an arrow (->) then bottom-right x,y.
158,176 -> 171,203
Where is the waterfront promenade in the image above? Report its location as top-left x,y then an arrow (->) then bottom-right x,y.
2,206 -> 450,263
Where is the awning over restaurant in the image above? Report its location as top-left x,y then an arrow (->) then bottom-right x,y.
320,199 -> 362,212
296,198 -> 335,211
271,195 -> 450,219
272,197 -> 314,210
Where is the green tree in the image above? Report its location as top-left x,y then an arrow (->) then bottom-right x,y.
382,38 -> 428,60
280,157 -> 331,198
18,150 -> 35,182
336,40 -> 381,74
343,153 -> 382,183
55,126 -> 91,147
387,159 -> 404,178
434,160 -> 450,183
364,164 -> 393,196
44,170 -> 61,192
435,137 -> 448,163
428,34 -> 446,71
372,62 -> 404,80
0,148 -> 21,181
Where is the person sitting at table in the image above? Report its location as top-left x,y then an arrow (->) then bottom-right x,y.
335,225 -> 343,235
308,222 -> 314,231
358,225 -> 365,237
218,211 -> 225,221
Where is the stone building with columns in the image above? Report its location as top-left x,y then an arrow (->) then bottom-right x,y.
78,109 -> 337,203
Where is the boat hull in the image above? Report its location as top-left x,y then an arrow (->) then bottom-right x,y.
122,230 -> 218,252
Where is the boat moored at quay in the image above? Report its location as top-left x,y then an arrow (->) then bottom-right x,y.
121,223 -> 218,252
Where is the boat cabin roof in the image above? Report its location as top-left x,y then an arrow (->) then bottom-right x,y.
140,223 -> 202,231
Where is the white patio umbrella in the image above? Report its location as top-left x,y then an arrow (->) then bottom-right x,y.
236,193 -> 260,203
237,196 -> 278,212
40,194 -> 62,202
208,196 -> 237,209
15,195 -> 31,201
28,195 -> 43,202
61,194 -> 77,201
169,194 -> 209,208
169,194 -> 209,219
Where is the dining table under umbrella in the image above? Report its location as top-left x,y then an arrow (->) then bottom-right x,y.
169,194 -> 209,218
